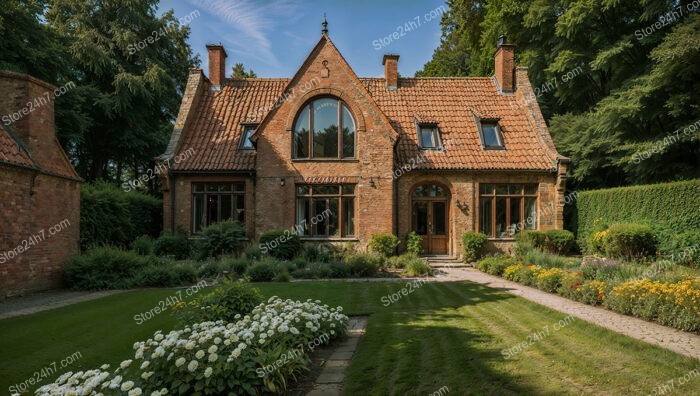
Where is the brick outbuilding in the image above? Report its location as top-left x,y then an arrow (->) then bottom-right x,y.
0,71 -> 81,298
159,31 -> 569,258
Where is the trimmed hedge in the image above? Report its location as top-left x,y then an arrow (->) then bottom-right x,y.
259,230 -> 302,260
462,231 -> 488,263
572,180 -> 700,251
81,182 -> 162,250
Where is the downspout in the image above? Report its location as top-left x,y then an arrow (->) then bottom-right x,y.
170,172 -> 176,234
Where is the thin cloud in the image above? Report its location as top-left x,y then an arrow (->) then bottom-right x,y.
189,0 -> 302,64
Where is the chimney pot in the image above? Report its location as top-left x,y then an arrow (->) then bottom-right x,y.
206,43 -> 227,88
494,35 -> 515,93
382,54 -> 400,91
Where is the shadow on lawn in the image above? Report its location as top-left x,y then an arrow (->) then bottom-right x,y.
346,282 -> 554,396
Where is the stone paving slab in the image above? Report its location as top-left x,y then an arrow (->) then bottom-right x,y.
438,267 -> 700,361
306,316 -> 367,395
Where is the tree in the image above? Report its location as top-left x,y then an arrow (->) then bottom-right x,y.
418,0 -> 700,189
42,0 -> 200,184
231,63 -> 257,78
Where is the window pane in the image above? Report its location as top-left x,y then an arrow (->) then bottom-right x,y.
509,197 -> 522,237
241,127 -> 255,149
412,185 -> 426,197
413,202 -> 429,235
207,184 -> 219,192
220,195 -> 233,221
482,124 -> 502,147
495,185 -> 509,195
314,185 -> 339,195
313,99 -> 339,158
293,106 -> 310,158
509,184 -> 523,195
495,197 -> 507,238
234,183 -> 245,193
342,104 -> 355,158
296,198 -> 310,236
342,197 -> 355,236
313,199 -> 328,236
420,128 -> 436,148
479,198 -> 492,236
297,185 -> 310,195
342,185 -> 355,195
194,183 -> 205,192
479,184 -> 494,195
219,184 -> 232,192
193,194 -> 205,232
329,199 -> 339,237
432,202 -> 446,236
525,197 -> 537,230
207,195 -> 219,224
525,184 -> 538,195
235,195 -> 245,223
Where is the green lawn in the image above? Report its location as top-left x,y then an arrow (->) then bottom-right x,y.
1,281 -> 698,395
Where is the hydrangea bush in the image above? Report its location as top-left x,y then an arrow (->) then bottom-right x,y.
33,298 -> 348,395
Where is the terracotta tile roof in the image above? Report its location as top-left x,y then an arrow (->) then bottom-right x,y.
0,125 -> 34,168
172,78 -> 290,171
360,77 -> 558,171
172,76 -> 560,172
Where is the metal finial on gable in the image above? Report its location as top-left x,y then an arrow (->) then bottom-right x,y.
322,14 -> 328,34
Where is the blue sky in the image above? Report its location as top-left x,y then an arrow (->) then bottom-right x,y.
158,0 -> 448,78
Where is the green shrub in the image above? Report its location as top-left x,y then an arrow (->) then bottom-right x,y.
259,230 -> 302,260
302,244 -> 320,261
405,231 -> 423,255
476,255 -> 516,276
535,268 -> 565,292
344,253 -> 383,277
290,256 -> 307,269
195,220 -> 246,259
80,182 -> 162,250
153,231 -> 191,259
404,258 -> 432,277
196,258 -> 228,278
513,265 -> 542,286
602,223 -> 657,260
462,231 -> 488,262
65,247 -> 198,290
524,249 -> 580,269
517,230 -> 547,250
369,233 -> 400,257
328,262 -> 350,278
245,261 -> 276,282
227,257 -> 250,276
665,231 -> 700,268
171,281 -> 261,326
242,243 -> 262,260
274,271 -> 292,282
131,235 -> 154,256
573,180 -> 700,250
387,253 -> 419,269
544,229 -> 575,255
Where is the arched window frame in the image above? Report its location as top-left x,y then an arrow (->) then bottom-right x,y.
292,96 -> 357,160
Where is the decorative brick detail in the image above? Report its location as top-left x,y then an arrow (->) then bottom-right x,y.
382,54 -> 399,90
494,35 -> 515,93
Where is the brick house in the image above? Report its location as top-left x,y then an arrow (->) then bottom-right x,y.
159,32 -> 568,257
0,71 -> 81,298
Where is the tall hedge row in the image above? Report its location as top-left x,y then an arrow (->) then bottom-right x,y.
572,180 -> 700,247
81,182 -> 162,249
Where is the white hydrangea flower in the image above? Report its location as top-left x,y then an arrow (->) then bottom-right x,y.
195,350 -> 205,359
175,357 -> 186,367
128,388 -> 143,396
188,360 -> 199,372
204,367 -> 213,378
120,360 -> 132,369
121,381 -> 134,391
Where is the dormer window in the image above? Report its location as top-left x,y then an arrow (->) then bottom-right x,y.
239,124 -> 257,150
417,123 -> 442,150
474,115 -> 504,150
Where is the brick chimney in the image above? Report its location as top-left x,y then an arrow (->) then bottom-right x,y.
382,54 -> 400,91
0,71 -> 56,150
206,43 -> 227,88
494,35 -> 515,93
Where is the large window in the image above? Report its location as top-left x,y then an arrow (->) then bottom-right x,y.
192,182 -> 245,233
293,98 -> 356,159
296,184 -> 355,238
479,184 -> 537,238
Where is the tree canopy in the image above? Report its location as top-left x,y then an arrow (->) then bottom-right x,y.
231,63 -> 257,78
418,0 -> 700,189
0,0 -> 199,189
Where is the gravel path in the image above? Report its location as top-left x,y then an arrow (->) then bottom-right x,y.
434,267 -> 700,361
0,290 -> 125,320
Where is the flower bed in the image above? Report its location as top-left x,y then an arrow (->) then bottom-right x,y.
33,298 -> 348,395
480,258 -> 700,333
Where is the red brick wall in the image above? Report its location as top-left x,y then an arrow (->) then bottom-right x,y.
0,165 -> 80,298
396,171 -> 560,258
254,38 -> 395,246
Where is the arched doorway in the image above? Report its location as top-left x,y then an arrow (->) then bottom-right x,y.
411,184 -> 449,255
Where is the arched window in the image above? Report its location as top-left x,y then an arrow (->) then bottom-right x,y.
412,184 -> 447,198
293,97 -> 356,159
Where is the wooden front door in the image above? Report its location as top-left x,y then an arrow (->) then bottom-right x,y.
412,200 -> 449,254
